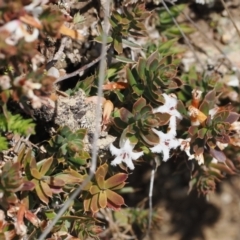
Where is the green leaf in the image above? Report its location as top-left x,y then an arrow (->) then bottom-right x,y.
199,100 -> 209,116
0,136 -> 7,151
0,112 -> 35,136
132,97 -> 146,115
38,157 -> 53,176
115,55 -> 136,63
68,154 -> 89,165
114,36 -> 123,54
137,58 -> 147,80
126,67 -> 137,86
198,128 -> 207,139
122,39 -> 141,49
45,210 -> 57,220
94,35 -> 113,44
166,24 -> 194,36
158,38 -> 177,53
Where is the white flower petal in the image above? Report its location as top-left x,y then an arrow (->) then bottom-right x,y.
172,109 -> 182,120
123,157 -> 135,170
109,144 -> 121,156
109,138 -> 144,170
162,146 -> 170,161
131,151 -> 143,160
122,138 -> 134,152
153,105 -> 169,113
150,145 -> 163,153
111,155 -> 123,166
24,28 -> 39,42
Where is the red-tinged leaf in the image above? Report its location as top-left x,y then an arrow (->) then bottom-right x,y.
188,126 -> 198,136
107,199 -> 121,211
21,181 -> 35,191
225,112 -> 239,124
204,89 -> 216,103
33,179 -> 49,204
132,97 -> 146,115
99,191 -> 107,208
90,194 -> 100,214
83,197 -> 91,212
90,185 -> 100,195
50,186 -> 63,194
95,175 -> 105,189
25,210 -> 40,227
54,173 -> 83,185
106,189 -> 124,206
209,148 -> 226,162
119,107 -> 134,122
31,168 -> 43,180
111,182 -> 126,190
102,82 -> 128,90
40,181 -> 52,198
38,157 -> 53,176
95,163 -> 108,178
42,176 -> 65,187
105,173 -> 128,189
154,112 -> 171,126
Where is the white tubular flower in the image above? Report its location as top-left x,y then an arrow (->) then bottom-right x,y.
0,75 -> 11,90
150,128 -> 180,161
109,139 -> 143,170
178,138 -> 194,160
195,153 -> 204,165
2,20 -> 39,46
153,93 -> 182,136
196,0 -> 206,4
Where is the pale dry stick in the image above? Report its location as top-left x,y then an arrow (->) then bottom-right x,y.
147,168 -> 156,236
46,36 -> 68,70
167,0 -> 234,68
38,3 -> 109,240
219,0 -> 240,101
161,0 -> 204,70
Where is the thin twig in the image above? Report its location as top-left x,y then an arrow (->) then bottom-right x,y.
38,1 -> 109,238
53,54 -> 103,84
147,168 -> 155,235
167,0 -> 234,68
220,0 -> 240,42
161,0 -> 204,70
